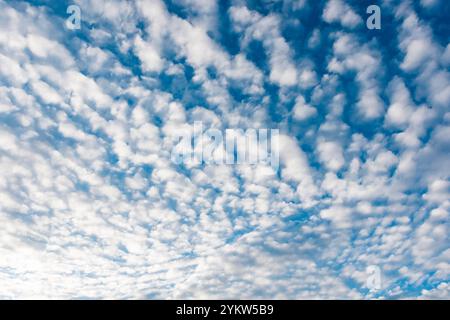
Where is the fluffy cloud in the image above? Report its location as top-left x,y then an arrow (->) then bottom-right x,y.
322,0 -> 362,29
0,0 -> 448,300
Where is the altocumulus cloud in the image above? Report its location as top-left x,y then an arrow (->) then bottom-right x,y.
0,0 -> 448,299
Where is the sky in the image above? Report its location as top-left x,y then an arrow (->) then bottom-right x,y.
0,0 -> 448,299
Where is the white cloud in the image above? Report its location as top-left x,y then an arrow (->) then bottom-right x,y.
293,96 -> 317,121
317,140 -> 345,172
385,77 -> 415,128
328,33 -> 384,119
229,6 -> 299,87
0,0 -> 448,300
322,0 -> 362,29
401,39 -> 433,72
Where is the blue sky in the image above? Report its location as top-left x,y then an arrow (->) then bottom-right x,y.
0,0 -> 449,299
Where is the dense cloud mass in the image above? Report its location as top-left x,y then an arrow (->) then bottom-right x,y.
0,0 -> 448,299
